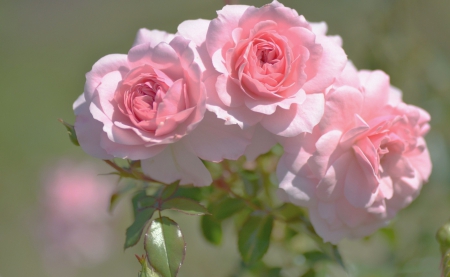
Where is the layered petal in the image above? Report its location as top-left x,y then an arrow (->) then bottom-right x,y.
141,143 -> 212,187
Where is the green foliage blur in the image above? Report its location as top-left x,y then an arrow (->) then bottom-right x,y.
1,0 -> 449,276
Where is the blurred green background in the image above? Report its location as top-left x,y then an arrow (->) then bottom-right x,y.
1,0 -> 450,276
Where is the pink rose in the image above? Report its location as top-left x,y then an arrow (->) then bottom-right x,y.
277,62 -> 432,243
74,29 -> 250,187
179,1 -> 346,140
37,161 -> 116,273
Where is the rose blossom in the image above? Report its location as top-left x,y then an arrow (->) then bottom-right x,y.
277,62 -> 432,243
178,0 -> 347,145
74,29 -> 250,187
36,161 -> 116,276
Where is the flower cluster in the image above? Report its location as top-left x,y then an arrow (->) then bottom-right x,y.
73,0 -> 431,243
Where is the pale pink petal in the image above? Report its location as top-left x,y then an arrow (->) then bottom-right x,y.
100,132 -> 166,160
206,5 -> 250,56
73,94 -> 113,159
316,152 -> 351,202
277,157 -> 316,207
261,93 -> 324,137
205,74 -> 263,128
358,70 -> 390,119
407,138 -> 432,181
128,42 -> 180,70
211,50 -> 228,74
244,96 -> 282,115
308,130 -> 343,179
109,123 -> 145,145
132,28 -> 175,47
336,199 -> 368,228
84,54 -> 129,101
309,208 -> 349,244
155,107 -> 195,137
302,34 -> 347,93
339,114 -> 370,149
237,2 -> 309,39
331,61 -> 360,89
344,160 -> 378,208
319,86 -> 362,132
387,85 -> 403,107
278,132 -> 318,156
92,70 -> 122,119
216,74 -> 246,107
141,143 -> 212,187
387,173 -> 422,210
381,154 -> 415,179
352,140 -> 379,185
177,19 -> 210,47
244,124 -> 277,161
379,169 -> 394,199
310,22 -> 328,36
184,111 -> 252,162
157,79 -> 186,117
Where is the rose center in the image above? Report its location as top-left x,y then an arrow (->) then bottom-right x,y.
115,69 -> 171,132
255,41 -> 279,67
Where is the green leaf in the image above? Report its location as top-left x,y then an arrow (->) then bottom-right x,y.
274,203 -> 305,221
125,207 -> 155,249
145,217 -> 186,277
201,215 -> 222,245
238,213 -> 274,264
303,251 -> 330,265
109,182 -> 136,212
161,182 -> 179,200
161,197 -> 209,216
138,196 -> 157,210
172,186 -> 203,201
246,261 -> 281,277
132,191 -> 148,217
210,198 -> 246,221
58,119 -> 79,146
136,255 -> 160,277
240,170 -> 262,197
301,268 -> 316,277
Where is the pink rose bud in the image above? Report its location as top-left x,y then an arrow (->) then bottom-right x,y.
277,62 -> 432,243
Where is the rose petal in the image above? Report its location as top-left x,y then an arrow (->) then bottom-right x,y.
319,85 -> 363,133
308,129 -> 343,179
216,74 -> 246,107
302,34 -> 347,93
73,94 -> 113,159
261,93 -> 324,137
316,152 -> 351,202
344,160 -> 378,208
141,142 -> 212,187
244,124 -> 277,161
358,70 -> 390,118
184,111 -> 252,162
84,54 -> 129,101
177,19 -> 210,47
206,5 -> 250,56
132,28 -> 175,47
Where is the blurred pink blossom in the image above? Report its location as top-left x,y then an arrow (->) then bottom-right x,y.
37,160 -> 117,275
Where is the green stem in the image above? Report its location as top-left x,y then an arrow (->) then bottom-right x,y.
103,159 -> 157,183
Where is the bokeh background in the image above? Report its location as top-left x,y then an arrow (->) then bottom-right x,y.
1,0 -> 450,276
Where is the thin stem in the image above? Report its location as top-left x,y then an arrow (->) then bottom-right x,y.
103,159 -> 157,183
215,177 -> 262,211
